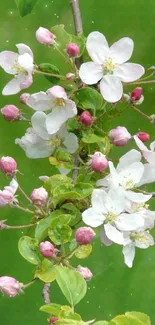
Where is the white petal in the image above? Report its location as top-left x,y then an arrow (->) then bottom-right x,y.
125,190 -> 151,203
100,75 -> 123,103
110,37 -> 134,64
108,187 -> 125,214
104,224 -> 125,245
134,135 -> 148,151
86,31 -> 110,64
82,207 -> 105,227
114,63 -> 145,82
31,111 -> 50,140
46,100 -> 77,135
91,189 -> 109,213
26,91 -> 51,111
9,179 -> 18,194
117,149 -> 141,172
143,151 -> 155,165
115,213 -> 144,231
16,43 -> 33,59
79,62 -> 103,85
109,161 -> 119,187
96,175 -> 111,188
122,245 -> 135,268
63,131 -> 78,154
138,164 -> 155,186
18,53 -> 33,72
2,74 -> 25,95
47,85 -> 67,99
0,51 -> 18,74
150,141 -> 155,151
119,162 -> 144,188
100,227 -> 113,246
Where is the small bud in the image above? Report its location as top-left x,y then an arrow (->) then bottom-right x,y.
137,132 -> 150,142
0,157 -> 17,176
79,111 -> 93,126
36,27 -> 55,46
66,73 -> 75,80
131,87 -> 143,101
40,241 -> 55,258
20,93 -> 30,104
91,152 -> 108,172
0,276 -> 21,297
150,114 -> 155,124
0,189 -> 14,207
66,43 -> 80,57
49,317 -> 58,324
1,105 -> 20,121
109,126 -> 131,147
75,226 -> 95,245
30,187 -> 48,206
77,266 -> 93,281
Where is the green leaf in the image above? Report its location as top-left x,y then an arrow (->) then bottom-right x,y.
111,315 -> 146,325
82,134 -> 105,144
35,210 -> 63,242
40,303 -> 61,316
93,322 -> 109,325
125,312 -> 151,325
56,320 -> 86,325
75,244 -> 92,259
62,203 -> 82,226
35,259 -> 55,283
44,174 -> 72,194
74,183 -> 94,199
18,236 -> 40,265
51,25 -> 71,50
55,266 -> 87,307
53,184 -> 81,206
38,63 -> 60,84
74,87 -> 103,111
48,215 -> 72,245
55,151 -> 73,164
15,0 -> 38,16
98,136 -> 111,156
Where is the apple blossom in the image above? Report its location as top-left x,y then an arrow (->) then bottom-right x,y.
75,227 -> 95,244
15,111 -> 78,158
77,266 -> 93,280
0,178 -> 18,207
89,152 -> 108,172
0,156 -> 17,175
137,132 -> 150,142
0,276 -> 21,297
30,187 -> 48,206
1,104 -> 20,121
134,135 -> 155,164
66,43 -> 80,57
79,111 -> 93,126
0,44 -> 34,95
79,32 -> 144,102
36,27 -> 55,46
109,126 -> 131,146
66,72 -> 75,80
20,93 -> 30,104
40,241 -> 55,257
25,86 -> 77,134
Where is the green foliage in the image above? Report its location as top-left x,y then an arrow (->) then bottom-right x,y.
18,236 -> 40,265
15,0 -> 39,16
125,312 -> 151,325
44,174 -> 72,194
55,266 -> 87,307
62,202 -> 82,226
74,87 -> 104,111
38,63 -> 60,84
53,184 -> 81,206
49,151 -> 73,172
59,306 -> 82,320
56,320 -> 86,325
110,314 -> 150,325
74,182 -> 94,199
40,303 -> 62,316
35,259 -> 55,282
93,322 -> 109,325
81,134 -> 105,144
35,210 -> 63,242
48,214 -> 72,245
75,244 -> 92,259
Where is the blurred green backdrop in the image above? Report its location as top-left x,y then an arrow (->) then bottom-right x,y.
0,0 -> 155,324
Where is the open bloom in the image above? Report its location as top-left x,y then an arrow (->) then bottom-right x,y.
15,111 -> 78,158
26,86 -> 77,134
82,187 -> 144,245
79,32 -> 144,103
109,126 -> 131,146
0,178 -> 18,207
0,44 -> 34,95
97,149 -> 155,203
134,135 -> 155,164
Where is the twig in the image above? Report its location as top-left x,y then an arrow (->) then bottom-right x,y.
12,204 -> 34,214
2,223 -> 35,230
131,105 -> 150,121
17,183 -> 32,204
70,0 -> 83,68
42,283 -> 51,304
72,155 -> 79,184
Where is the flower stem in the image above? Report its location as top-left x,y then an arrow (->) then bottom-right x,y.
4,223 -> 35,230
23,279 -> 37,290
131,105 -> 150,120
17,183 -> 32,204
34,69 -> 65,79
12,204 -> 34,214
128,79 -> 155,85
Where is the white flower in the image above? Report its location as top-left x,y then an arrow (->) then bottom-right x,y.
0,178 -> 18,207
26,85 -> 77,134
96,149 -> 155,203
0,44 -> 34,95
134,135 -> 155,165
79,32 -> 144,103
15,111 -> 78,159
122,230 -> 154,268
82,187 -> 144,245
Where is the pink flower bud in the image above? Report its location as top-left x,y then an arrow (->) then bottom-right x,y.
1,105 -> 20,121
30,187 -> 48,206
91,152 -> 108,172
0,157 -> 17,176
131,87 -> 143,101
40,241 -> 55,258
0,189 -> 14,207
20,93 -> 30,104
0,276 -> 20,297
66,43 -> 80,57
36,27 -> 55,46
137,132 -> 150,142
49,317 -> 58,324
109,126 -> 131,147
79,111 -> 93,126
66,73 -> 75,80
75,226 -> 95,245
77,266 -> 93,281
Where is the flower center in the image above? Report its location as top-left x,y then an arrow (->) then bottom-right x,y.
12,61 -> 25,74
130,232 -> 149,246
105,212 -> 117,224
103,57 -> 117,74
48,136 -> 61,148
54,98 -> 65,107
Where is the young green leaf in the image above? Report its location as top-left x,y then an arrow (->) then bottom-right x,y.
48,215 -> 72,245
51,25 -> 71,50
74,87 -> 103,111
125,312 -> 151,325
110,315 -> 145,325
40,303 -> 62,316
75,244 -> 92,259
35,259 -> 55,283
93,322 -> 109,325
82,134 -> 105,144
53,184 -> 81,206
74,183 -> 94,199
44,174 -> 72,194
15,0 -> 39,17
35,210 -> 63,242
55,266 -> 87,307
38,63 -> 60,84
18,236 -> 40,265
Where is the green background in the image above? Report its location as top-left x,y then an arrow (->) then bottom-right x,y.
0,0 -> 155,324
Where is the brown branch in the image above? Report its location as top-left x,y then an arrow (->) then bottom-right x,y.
1,223 -> 35,230
42,283 -> 51,304
70,0 -> 83,35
